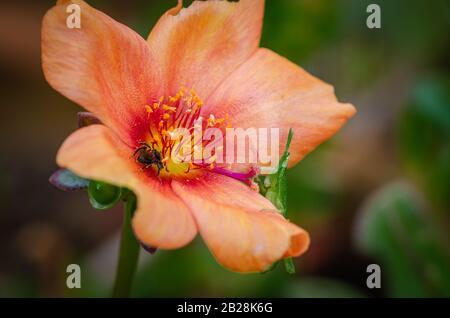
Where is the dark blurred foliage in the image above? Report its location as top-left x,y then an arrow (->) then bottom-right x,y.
0,0 -> 448,297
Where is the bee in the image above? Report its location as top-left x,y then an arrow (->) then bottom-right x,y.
133,142 -> 164,175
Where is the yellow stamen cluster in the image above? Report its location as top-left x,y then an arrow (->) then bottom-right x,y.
141,87 -> 229,176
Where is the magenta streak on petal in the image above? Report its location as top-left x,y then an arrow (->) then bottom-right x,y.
210,166 -> 259,182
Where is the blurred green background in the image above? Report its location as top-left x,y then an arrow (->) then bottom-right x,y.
0,0 -> 449,297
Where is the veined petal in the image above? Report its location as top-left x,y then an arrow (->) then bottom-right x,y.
56,125 -> 197,249
147,0 -> 264,99
42,0 -> 162,144
204,48 -> 356,168
172,173 -> 309,272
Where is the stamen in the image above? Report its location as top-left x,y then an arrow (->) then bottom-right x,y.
211,166 -> 260,182
163,105 -> 177,112
207,114 -> 216,127
145,105 -> 153,113
141,87 -> 231,178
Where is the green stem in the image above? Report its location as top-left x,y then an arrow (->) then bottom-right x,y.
112,193 -> 140,298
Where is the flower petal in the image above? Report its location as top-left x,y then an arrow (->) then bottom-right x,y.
56,125 -> 197,249
147,0 -> 264,99
172,173 -> 309,272
42,0 -> 162,143
204,48 -> 356,167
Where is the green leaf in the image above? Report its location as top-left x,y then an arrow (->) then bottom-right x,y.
49,168 -> 89,191
88,181 -> 122,210
397,75 -> 450,211
355,181 -> 450,297
283,257 -> 296,274
263,128 -> 293,216
258,129 -> 296,274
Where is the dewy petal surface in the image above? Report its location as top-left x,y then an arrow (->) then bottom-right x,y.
172,173 -> 310,272
42,0 -> 162,143
204,48 -> 356,167
147,0 -> 264,98
56,125 -> 197,249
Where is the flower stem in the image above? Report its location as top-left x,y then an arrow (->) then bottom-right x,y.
112,193 -> 140,298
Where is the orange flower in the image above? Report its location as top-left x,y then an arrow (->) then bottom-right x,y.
42,0 -> 355,272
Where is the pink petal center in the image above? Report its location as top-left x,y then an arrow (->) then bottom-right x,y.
133,88 -> 250,180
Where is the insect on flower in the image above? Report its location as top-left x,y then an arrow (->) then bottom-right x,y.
133,142 -> 165,175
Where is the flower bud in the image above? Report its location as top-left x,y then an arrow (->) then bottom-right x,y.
88,181 -> 122,210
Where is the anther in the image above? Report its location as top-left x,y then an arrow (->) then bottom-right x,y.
145,105 -> 153,113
